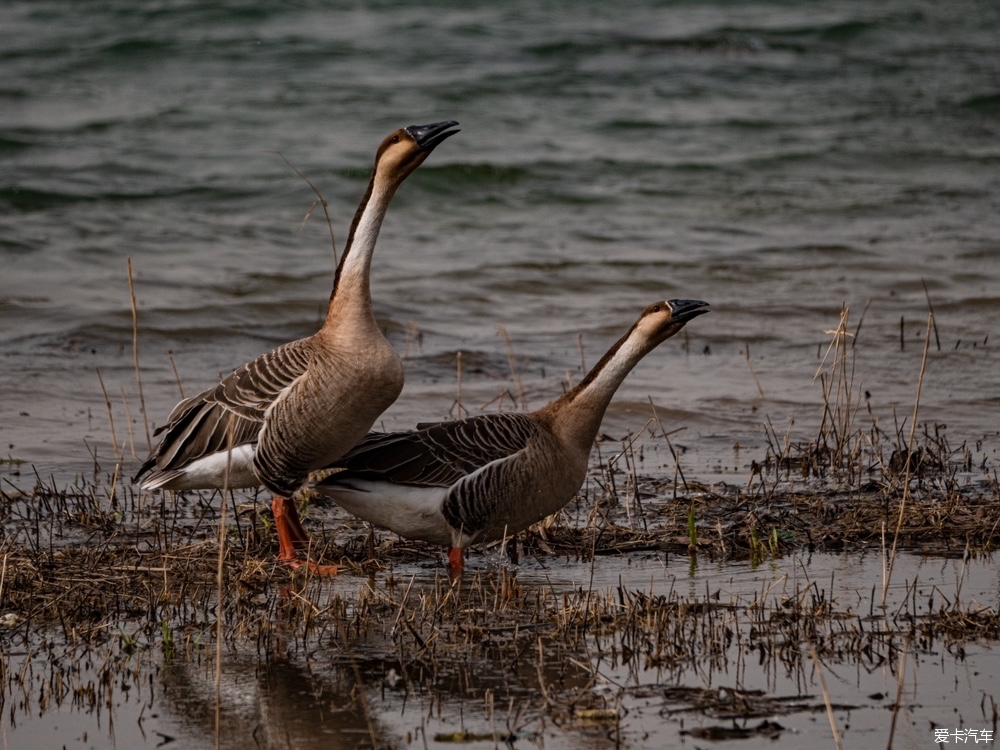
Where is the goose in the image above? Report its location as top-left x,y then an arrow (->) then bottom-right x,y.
312,298 -> 710,571
134,120 -> 460,574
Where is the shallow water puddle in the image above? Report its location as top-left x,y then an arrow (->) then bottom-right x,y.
3,549 -> 998,749
521,550 -> 1000,748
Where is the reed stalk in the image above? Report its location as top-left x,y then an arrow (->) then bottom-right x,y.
743,342 -> 766,400
497,326 -> 527,409
921,279 -> 941,351
883,313 -> 933,606
453,350 -> 467,419
214,419 -> 234,750
127,257 -> 152,453
885,636 -> 911,750
95,368 -> 120,461
0,553 -> 7,608
809,643 -> 844,750
271,151 -> 338,266
120,386 -> 137,459
648,398 -> 688,496
167,350 -> 185,399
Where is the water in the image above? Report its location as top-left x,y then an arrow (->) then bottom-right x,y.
5,550 -> 1000,749
2,0 -> 998,483
1,2 -> 999,746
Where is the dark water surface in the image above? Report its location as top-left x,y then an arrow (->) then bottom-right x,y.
1,1 -> 999,747
2,0 -> 998,482
5,549 -> 1000,750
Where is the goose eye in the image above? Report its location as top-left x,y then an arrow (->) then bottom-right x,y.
652,305 -> 661,313
390,135 -> 400,144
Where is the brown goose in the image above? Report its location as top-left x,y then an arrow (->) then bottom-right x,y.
313,298 -> 710,571
134,120 -> 460,573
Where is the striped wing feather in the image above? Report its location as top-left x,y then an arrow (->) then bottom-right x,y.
442,445 -> 532,536
135,338 -> 314,481
327,413 -> 542,488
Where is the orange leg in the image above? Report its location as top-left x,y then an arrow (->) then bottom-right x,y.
447,546 -> 464,573
271,496 -> 339,576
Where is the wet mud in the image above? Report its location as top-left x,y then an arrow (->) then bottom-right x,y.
2,426 -> 998,749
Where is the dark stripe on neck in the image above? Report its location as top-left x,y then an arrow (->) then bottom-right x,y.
329,170 -> 377,303
563,320 -> 638,402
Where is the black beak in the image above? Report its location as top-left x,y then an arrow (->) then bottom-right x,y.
405,120 -> 460,151
667,299 -> 711,323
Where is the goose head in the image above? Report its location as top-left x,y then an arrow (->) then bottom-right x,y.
373,120 -> 460,187
634,298 -> 711,349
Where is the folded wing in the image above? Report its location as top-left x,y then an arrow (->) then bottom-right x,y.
322,412 -> 542,488
134,338 -> 313,484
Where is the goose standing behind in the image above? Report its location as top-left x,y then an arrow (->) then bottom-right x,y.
313,298 -> 710,571
134,120 -> 460,573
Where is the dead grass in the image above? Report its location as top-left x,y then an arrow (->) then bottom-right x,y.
1,449 -> 998,724
1,304 -> 998,746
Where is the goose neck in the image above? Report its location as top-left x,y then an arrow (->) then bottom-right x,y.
549,332 -> 649,452
323,174 -> 399,327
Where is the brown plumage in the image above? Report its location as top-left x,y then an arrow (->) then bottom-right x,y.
313,298 -> 710,572
135,120 -> 460,572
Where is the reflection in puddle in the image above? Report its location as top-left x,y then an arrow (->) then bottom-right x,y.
3,550 -> 999,749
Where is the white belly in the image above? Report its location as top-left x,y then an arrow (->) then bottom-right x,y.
316,480 -> 453,546
140,445 -> 260,491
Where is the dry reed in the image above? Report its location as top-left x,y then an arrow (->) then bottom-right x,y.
883,313 -> 933,606
2,287 -> 995,748
270,150 -> 339,266
496,325 -> 527,409
127,256 -> 152,452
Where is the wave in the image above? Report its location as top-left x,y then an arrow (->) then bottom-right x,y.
960,93 -> 1000,116
410,162 -> 530,188
0,185 -> 259,212
526,16 -> 885,61
99,38 -> 177,59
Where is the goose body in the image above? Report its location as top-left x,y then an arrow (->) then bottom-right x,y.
314,298 -> 710,569
134,120 -> 460,571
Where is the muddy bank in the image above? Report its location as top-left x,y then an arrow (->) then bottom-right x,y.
1,441 -> 998,749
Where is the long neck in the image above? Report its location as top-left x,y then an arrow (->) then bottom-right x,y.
541,326 -> 650,453
322,172 -> 399,328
